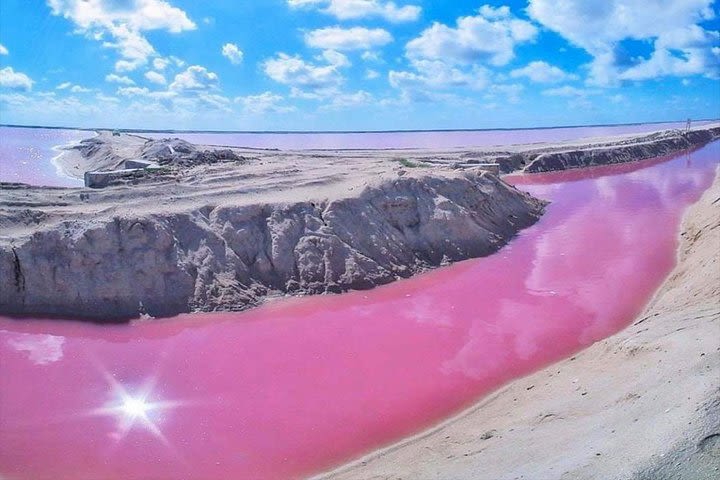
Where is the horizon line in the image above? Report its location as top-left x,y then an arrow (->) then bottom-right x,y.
1,118 -> 717,135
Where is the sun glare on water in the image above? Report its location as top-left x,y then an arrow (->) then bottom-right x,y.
121,396 -> 152,419
84,363 -> 188,450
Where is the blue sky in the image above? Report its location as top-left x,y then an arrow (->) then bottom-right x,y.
0,0 -> 718,131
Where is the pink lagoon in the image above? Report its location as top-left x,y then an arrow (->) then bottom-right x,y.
1,142 -> 717,480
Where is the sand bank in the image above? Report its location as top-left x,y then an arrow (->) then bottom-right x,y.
1,125 -> 717,321
0,169 -> 543,320
315,168 -> 720,480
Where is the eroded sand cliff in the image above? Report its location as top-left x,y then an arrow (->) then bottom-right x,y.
0,170 -> 544,320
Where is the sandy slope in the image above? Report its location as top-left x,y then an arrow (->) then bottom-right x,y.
0,167 -> 545,320
315,169 -> 720,480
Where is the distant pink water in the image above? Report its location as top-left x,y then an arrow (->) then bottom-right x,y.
1,142 -> 718,480
145,121 -> 714,150
0,122 -> 713,186
0,127 -> 87,187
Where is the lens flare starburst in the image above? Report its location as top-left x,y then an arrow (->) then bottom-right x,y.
88,366 -> 184,448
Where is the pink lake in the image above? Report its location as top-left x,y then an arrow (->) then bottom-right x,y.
0,142 -> 718,480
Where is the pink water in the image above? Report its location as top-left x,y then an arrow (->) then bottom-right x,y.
1,143 -> 718,480
0,122 -> 712,186
145,121 -> 713,150
0,127 -> 87,187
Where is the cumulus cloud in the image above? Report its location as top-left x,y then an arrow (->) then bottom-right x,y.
387,5 -> 539,102
527,0 -> 719,85
169,65 -> 219,91
288,0 -> 420,23
510,61 -> 578,83
117,86 -> 153,97
319,49 -> 350,67
145,70 -> 167,85
153,57 -> 170,70
0,44 -> 8,55
222,43 -> 244,65
235,91 -> 295,114
152,56 -> 184,71
57,82 -> 92,93
263,52 -> 347,97
0,66 -> 33,90
390,59 -> 489,91
305,26 -> 393,51
47,0 -> 196,71
406,5 -> 537,66
105,73 -> 135,85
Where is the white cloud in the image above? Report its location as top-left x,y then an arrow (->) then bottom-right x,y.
115,59 -> 142,72
153,57 -> 170,70
169,65 -> 219,91
117,86 -> 152,97
263,52 -> 347,96
510,61 -> 577,83
484,83 -> 524,104
406,5 -> 537,66
322,89 -> 374,109
145,70 -> 167,85
56,82 -> 91,92
1,88 -> 239,130
619,25 -> 720,81
527,0 -> 719,85
48,0 -> 196,71
288,0 -> 420,23
96,92 -> 121,104
365,69 -> 380,79
0,44 -> 8,55
542,85 -> 595,97
319,49 -> 350,67
221,43 -> 244,65
152,56 -> 185,71
361,50 -> 382,62
235,91 -> 296,114
305,26 -> 393,51
390,59 -> 489,91
105,73 -> 135,85
0,67 -> 33,91
116,86 -> 177,102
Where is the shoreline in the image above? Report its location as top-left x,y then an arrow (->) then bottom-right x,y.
49,132 -> 97,184
1,127 -> 718,321
4,118 -> 718,136
314,166 -> 720,480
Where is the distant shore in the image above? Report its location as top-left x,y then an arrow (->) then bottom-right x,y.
2,117 -> 718,135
